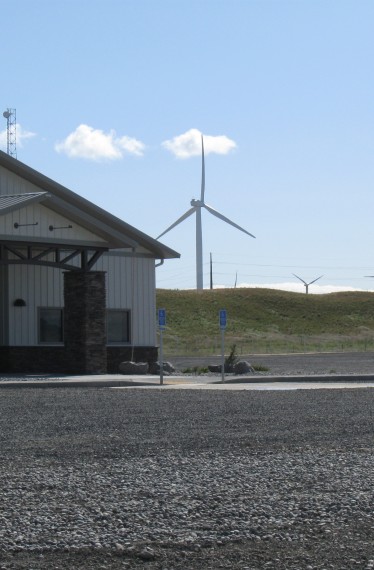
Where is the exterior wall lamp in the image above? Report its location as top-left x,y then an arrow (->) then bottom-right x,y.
49,225 -> 73,231
14,222 -> 38,229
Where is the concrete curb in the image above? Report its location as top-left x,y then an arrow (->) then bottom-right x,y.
0,378 -> 160,389
215,373 -> 374,384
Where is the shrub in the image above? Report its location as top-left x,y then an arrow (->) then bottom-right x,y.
225,344 -> 239,372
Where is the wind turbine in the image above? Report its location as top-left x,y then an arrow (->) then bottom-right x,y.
157,135 -> 255,290
293,274 -> 323,294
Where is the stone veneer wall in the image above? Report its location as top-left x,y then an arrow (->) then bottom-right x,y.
0,346 -> 158,374
0,346 -> 67,374
64,271 -> 107,374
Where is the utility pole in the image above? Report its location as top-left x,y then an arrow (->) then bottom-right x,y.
210,252 -> 213,290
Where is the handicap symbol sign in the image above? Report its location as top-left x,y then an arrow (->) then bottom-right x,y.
158,308 -> 166,329
219,309 -> 227,330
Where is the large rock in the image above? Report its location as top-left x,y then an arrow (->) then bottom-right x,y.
234,360 -> 254,375
119,361 -> 149,375
149,361 -> 175,375
208,364 -> 222,373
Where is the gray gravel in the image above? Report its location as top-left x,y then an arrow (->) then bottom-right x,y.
0,387 -> 373,569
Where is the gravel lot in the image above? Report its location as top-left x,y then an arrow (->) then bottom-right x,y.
0,384 -> 374,569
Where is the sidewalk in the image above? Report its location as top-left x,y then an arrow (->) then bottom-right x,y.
1,373 -> 374,390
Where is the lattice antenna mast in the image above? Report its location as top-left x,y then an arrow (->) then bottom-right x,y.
3,108 -> 17,158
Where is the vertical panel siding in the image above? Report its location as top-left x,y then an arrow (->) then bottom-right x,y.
0,266 -> 9,344
7,265 -> 63,345
1,203 -> 106,243
1,167 -> 158,347
0,167 -> 31,195
5,250 -> 156,347
93,254 -> 156,346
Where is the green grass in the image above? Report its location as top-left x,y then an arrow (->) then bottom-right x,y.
156,288 -> 374,355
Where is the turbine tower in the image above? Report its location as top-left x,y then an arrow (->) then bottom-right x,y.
293,274 -> 323,294
157,135 -> 255,290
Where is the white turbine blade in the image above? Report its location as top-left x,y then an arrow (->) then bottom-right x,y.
203,204 -> 255,238
309,275 -> 323,285
156,207 -> 196,240
201,135 -> 205,202
293,274 -> 307,286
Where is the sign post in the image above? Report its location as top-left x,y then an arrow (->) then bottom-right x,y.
219,309 -> 227,383
158,308 -> 166,385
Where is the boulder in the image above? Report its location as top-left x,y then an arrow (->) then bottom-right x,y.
119,361 -> 149,375
233,360 -> 255,375
149,361 -> 175,375
208,364 -> 222,373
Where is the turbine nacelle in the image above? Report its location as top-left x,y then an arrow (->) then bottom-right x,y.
190,198 -> 203,207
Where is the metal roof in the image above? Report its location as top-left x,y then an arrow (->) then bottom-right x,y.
0,192 -> 49,215
0,151 -> 179,259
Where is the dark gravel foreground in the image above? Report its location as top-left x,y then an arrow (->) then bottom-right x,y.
0,388 -> 374,570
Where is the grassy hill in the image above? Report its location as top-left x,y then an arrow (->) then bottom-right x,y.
156,288 -> 374,356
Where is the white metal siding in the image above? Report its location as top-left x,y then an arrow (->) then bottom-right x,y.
1,164 -> 159,348
93,254 -> 156,346
0,166 -> 47,196
1,203 -> 106,243
6,253 -> 156,347
0,265 -> 8,344
7,264 -> 63,345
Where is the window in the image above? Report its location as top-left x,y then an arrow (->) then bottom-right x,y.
39,308 -> 63,343
107,310 -> 130,344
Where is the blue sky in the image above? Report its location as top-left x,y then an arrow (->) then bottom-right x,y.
2,0 -> 374,293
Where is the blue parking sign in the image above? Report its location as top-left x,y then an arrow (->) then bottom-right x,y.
219,309 -> 227,330
158,308 -> 166,329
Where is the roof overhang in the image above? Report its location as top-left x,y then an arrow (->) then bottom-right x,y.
0,150 -> 180,260
0,192 -> 50,215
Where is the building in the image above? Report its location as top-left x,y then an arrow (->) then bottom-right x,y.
0,150 -> 179,374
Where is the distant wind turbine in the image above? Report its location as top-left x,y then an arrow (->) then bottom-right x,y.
293,274 -> 323,294
157,135 -> 255,290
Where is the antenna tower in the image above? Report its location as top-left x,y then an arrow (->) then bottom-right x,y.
3,108 -> 16,158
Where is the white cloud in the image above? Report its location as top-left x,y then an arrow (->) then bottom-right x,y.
116,135 -> 145,156
55,124 -> 145,161
0,129 -> 6,150
163,128 -> 237,158
0,124 -> 36,151
17,125 -> 36,146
